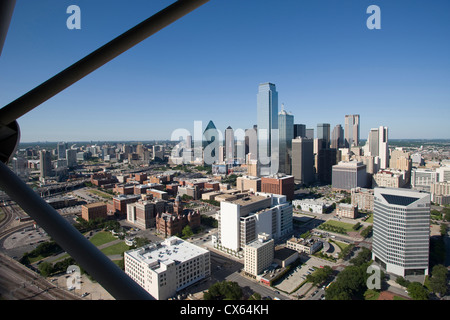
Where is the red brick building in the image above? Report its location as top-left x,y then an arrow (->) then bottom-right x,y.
81,202 -> 107,221
155,206 -> 201,238
261,174 -> 294,201
113,194 -> 141,215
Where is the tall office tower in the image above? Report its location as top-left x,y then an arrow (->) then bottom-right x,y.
152,145 -> 164,161
66,149 -> 77,168
331,160 -> 368,191
291,137 -> 314,185
305,128 -> 314,140
257,83 -> 278,176
203,120 -> 220,164
366,126 -> 389,170
367,128 -> 380,156
218,192 -> 292,253
317,123 -> 330,149
39,150 -> 53,180
317,148 -> 337,184
57,142 -> 67,160
245,127 -> 258,161
278,107 -> 294,174
186,135 -> 192,149
225,126 -> 235,164
293,124 -> 306,139
331,124 -> 344,149
378,126 -> 389,170
372,188 -> 430,277
344,114 -> 360,148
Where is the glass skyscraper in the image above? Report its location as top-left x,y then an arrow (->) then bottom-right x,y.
317,123 -> 330,149
257,83 -> 278,176
278,108 -> 294,174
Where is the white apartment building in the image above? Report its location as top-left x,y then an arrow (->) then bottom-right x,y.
292,199 -> 330,214
430,182 -> 450,203
372,170 -> 407,189
244,233 -> 274,277
372,188 -> 430,277
411,168 -> 439,191
351,187 -> 374,212
124,237 -> 210,300
436,166 -> 450,182
218,192 -> 292,253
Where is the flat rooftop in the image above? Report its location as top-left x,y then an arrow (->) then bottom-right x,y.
227,194 -> 269,206
126,237 -> 208,271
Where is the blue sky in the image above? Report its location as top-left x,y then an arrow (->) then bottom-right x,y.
1,0 -> 449,142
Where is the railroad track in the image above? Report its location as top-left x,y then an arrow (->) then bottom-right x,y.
0,252 -> 80,300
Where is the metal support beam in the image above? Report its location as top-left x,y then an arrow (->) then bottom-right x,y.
0,160 -> 153,300
0,0 -> 210,126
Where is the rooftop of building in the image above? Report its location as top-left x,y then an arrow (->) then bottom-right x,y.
113,194 -> 141,200
261,173 -> 294,181
126,237 -> 208,271
274,247 -> 298,260
287,236 -> 322,247
225,193 -> 269,206
82,202 -> 107,209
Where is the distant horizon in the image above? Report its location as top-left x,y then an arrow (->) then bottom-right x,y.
17,138 -> 450,145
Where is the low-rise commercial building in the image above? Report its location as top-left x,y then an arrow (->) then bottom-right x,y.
243,233 -> 274,277
336,203 -> 358,219
81,202 -> 107,221
286,236 -> 323,255
292,199 -> 330,214
124,237 -> 210,300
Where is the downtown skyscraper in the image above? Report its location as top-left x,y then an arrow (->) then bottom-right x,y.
278,105 -> 294,174
345,114 -> 360,148
257,83 -> 279,176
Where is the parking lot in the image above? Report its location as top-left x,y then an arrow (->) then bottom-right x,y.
3,227 -> 50,250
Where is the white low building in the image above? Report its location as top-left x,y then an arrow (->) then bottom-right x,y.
292,199 -> 330,214
124,236 -> 210,300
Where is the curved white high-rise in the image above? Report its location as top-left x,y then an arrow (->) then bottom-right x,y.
372,187 -> 430,277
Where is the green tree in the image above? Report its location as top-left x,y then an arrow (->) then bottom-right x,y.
306,266 -> 333,286
133,237 -> 150,248
428,264 -> 448,297
203,281 -> 242,300
407,282 -> 429,300
182,225 -> 193,239
38,262 -> 54,277
440,223 -> 448,236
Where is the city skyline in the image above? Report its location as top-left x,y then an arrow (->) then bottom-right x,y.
1,1 -> 450,142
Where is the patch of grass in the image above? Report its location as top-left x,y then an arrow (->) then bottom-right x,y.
324,220 -> 356,232
89,231 -> 117,246
88,188 -> 113,200
100,242 -> 130,256
364,289 -> 380,300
